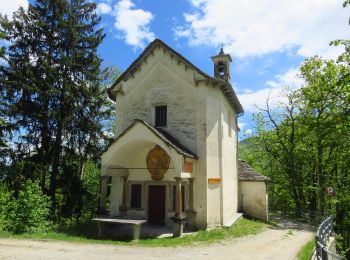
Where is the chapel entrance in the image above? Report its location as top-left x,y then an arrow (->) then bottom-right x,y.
148,185 -> 166,225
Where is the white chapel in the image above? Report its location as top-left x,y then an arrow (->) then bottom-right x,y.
99,39 -> 268,237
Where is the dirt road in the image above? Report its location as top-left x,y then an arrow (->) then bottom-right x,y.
0,219 -> 314,260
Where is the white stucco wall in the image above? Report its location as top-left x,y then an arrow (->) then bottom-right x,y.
114,47 -> 202,154
239,181 -> 268,221
205,93 -> 222,227
220,99 -> 239,227
110,176 -> 122,216
110,47 -> 211,228
205,88 -> 239,228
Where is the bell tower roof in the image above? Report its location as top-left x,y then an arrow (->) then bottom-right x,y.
211,47 -> 232,62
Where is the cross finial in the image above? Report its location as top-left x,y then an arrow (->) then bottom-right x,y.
219,44 -> 224,55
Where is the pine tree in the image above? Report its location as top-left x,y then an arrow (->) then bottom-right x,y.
0,0 -> 111,217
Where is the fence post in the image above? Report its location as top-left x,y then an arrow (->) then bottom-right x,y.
315,215 -> 344,260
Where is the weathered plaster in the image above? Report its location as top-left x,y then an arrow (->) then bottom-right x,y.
103,45 -> 242,229
239,181 -> 268,221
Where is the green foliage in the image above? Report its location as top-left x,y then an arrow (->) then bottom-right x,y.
0,32 -> 5,57
4,180 -> 52,234
0,183 -> 11,230
0,0 -> 114,220
240,55 -> 350,256
297,239 -> 315,260
80,160 -> 100,220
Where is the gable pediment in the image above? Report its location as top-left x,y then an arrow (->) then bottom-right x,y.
108,39 -> 244,114
108,39 -> 209,98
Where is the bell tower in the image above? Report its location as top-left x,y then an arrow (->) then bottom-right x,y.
211,47 -> 232,82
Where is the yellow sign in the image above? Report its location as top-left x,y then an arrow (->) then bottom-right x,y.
208,178 -> 221,184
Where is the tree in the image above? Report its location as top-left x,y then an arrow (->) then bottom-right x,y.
297,57 -> 349,216
0,31 -> 7,159
0,0 -> 112,218
0,32 -> 5,57
254,91 -> 306,217
241,56 -> 350,256
5,180 -> 52,233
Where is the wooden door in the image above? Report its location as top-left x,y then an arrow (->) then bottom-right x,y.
148,185 -> 166,225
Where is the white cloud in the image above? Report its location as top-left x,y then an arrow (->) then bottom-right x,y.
243,129 -> 253,136
176,0 -> 348,59
242,88 -> 253,94
238,121 -> 245,130
0,0 -> 28,18
96,3 -> 112,15
112,0 -> 155,48
265,68 -> 304,89
238,68 -> 304,113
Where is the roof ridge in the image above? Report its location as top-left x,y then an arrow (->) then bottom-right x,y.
238,160 -> 270,182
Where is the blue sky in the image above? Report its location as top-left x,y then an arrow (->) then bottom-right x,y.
1,0 -> 349,139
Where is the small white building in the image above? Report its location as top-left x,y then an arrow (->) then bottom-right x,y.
238,160 -> 269,221
100,39 -> 268,236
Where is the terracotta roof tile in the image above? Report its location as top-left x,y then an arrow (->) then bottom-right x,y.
238,159 -> 269,182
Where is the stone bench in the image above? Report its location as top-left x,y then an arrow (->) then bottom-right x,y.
93,218 -> 147,240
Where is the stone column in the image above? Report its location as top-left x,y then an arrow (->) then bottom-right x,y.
188,178 -> 194,210
172,177 -> 186,237
99,176 -> 108,214
119,176 -> 128,216
175,177 -> 182,217
186,178 -> 197,230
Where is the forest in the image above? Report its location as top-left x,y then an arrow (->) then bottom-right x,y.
0,0 -> 349,258
239,45 -> 350,257
0,0 -> 118,232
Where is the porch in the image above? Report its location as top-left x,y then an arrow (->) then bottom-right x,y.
97,175 -> 197,237
99,119 -> 198,237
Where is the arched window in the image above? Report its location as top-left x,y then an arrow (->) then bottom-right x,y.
218,61 -> 225,76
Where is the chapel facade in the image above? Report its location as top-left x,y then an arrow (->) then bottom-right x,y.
100,39 -> 267,236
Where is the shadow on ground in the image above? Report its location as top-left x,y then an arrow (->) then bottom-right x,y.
268,214 -> 316,233
58,221 -> 190,241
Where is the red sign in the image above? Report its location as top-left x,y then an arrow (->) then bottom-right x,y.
324,187 -> 335,196
183,162 -> 193,173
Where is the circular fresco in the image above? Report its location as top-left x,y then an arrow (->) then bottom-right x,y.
146,145 -> 170,181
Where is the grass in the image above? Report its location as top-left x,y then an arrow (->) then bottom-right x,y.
0,218 -> 269,247
284,229 -> 295,238
297,239 -> 315,260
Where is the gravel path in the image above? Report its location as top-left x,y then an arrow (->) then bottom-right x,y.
0,218 -> 314,260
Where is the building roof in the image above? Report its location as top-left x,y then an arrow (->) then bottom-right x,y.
108,39 -> 243,114
107,119 -> 198,159
238,160 -> 270,182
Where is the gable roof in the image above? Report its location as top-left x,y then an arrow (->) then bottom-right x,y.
238,160 -> 270,182
107,119 -> 198,159
108,39 -> 243,114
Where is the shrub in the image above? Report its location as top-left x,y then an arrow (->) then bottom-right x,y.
5,180 -> 52,233
0,183 -> 11,231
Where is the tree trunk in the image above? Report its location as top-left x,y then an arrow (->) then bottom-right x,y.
309,170 -> 317,222
49,84 -> 65,216
317,140 -> 325,216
